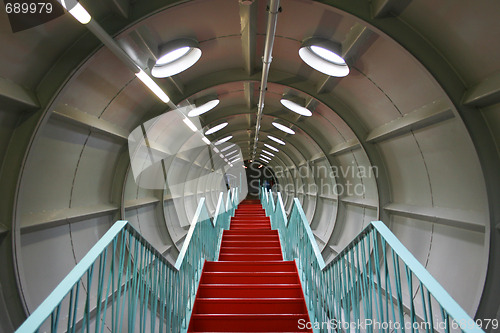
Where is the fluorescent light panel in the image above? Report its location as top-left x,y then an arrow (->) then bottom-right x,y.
151,40 -> 202,78
260,155 -> 271,161
264,143 -> 279,152
221,144 -> 236,152
205,122 -> 228,135
188,99 -> 219,117
156,47 -> 190,65
272,122 -> 295,135
280,99 -> 312,117
299,41 -> 349,77
135,70 -> 170,103
60,1 -> 92,24
183,118 -> 197,132
262,150 -> 274,157
215,135 -> 233,145
268,135 -> 286,145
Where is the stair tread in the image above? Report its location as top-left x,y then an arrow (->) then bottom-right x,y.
203,272 -> 296,275
196,298 -> 304,301
191,314 -> 308,318
199,284 -> 301,287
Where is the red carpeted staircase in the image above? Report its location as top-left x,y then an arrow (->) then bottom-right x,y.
188,199 -> 312,332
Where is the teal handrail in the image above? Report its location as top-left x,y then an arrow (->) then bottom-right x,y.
16,190 -> 237,333
261,188 -> 484,333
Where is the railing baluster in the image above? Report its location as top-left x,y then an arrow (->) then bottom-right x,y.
260,188 -> 484,333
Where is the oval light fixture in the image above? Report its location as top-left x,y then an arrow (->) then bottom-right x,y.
188,98 -> 220,117
225,150 -> 238,157
221,143 -> 236,152
299,38 -> 349,77
152,38 -> 202,78
268,135 -> 285,145
261,150 -> 275,157
260,153 -> 271,159
215,135 -> 233,145
205,122 -> 228,135
280,98 -> 312,117
264,143 -> 279,152
272,122 -> 295,135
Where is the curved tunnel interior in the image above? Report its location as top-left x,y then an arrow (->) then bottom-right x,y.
1,0 -> 500,331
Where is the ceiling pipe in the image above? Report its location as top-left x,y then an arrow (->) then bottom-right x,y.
252,0 -> 281,159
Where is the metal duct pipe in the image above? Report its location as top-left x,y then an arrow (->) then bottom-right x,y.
252,0 -> 281,159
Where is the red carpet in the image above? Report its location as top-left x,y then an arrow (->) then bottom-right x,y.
188,199 -> 312,332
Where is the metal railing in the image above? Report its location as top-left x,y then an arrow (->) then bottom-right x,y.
16,189 -> 238,333
261,188 -> 484,333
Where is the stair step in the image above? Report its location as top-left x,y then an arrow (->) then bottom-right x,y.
232,219 -> 267,221
229,223 -> 271,227
224,230 -> 277,235
232,214 -> 268,217
189,313 -> 311,332
196,284 -> 304,298
223,235 -> 278,241
230,221 -> 270,223
193,298 -> 307,314
231,219 -> 269,222
221,241 -> 281,248
230,222 -> 270,225
233,211 -> 266,214
234,212 -> 265,214
237,205 -> 262,209
204,261 -> 296,272
219,254 -> 283,261
201,272 -> 297,284
220,247 -> 281,254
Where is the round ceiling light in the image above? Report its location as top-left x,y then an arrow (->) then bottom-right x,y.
272,122 -> 295,135
280,98 -> 312,116
221,143 -> 236,152
264,143 -> 279,152
299,38 -> 349,77
152,39 -> 202,78
215,135 -> 233,145
268,135 -> 285,145
205,122 -> 228,135
188,98 -> 220,117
